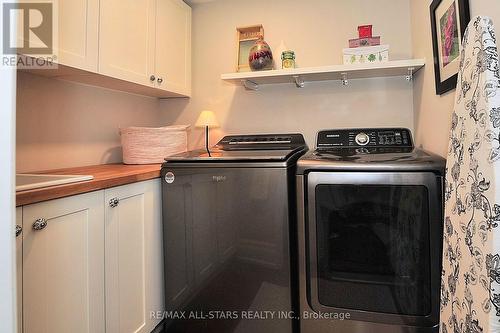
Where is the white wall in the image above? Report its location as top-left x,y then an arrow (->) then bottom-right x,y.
17,0 -> 417,172
0,4 -> 17,332
16,72 -> 166,172
160,0 -> 415,149
17,1 -> 500,171
411,0 -> 500,157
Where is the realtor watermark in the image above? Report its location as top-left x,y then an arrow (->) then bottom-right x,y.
151,310 -> 296,321
2,0 -> 58,69
301,310 -> 351,321
150,310 -> 351,321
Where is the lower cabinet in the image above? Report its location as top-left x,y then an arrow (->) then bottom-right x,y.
18,179 -> 164,333
105,180 -> 164,333
22,191 -> 105,333
16,207 -> 23,333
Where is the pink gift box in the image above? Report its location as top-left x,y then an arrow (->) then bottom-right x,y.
349,36 -> 381,48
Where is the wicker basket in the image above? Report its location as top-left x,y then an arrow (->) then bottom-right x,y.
120,125 -> 189,164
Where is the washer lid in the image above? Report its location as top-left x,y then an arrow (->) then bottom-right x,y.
165,133 -> 307,163
216,133 -> 306,151
297,148 -> 446,174
165,147 -> 302,162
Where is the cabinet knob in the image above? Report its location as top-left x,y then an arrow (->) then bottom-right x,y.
15,225 -> 22,237
109,197 -> 120,208
157,77 -> 163,84
32,218 -> 47,231
150,75 -> 156,82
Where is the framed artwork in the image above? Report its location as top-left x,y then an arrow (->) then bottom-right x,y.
430,0 -> 470,95
236,25 -> 264,72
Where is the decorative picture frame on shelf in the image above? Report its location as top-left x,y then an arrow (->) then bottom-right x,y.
430,0 -> 470,95
236,25 -> 264,72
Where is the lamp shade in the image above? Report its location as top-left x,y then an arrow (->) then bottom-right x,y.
195,110 -> 219,128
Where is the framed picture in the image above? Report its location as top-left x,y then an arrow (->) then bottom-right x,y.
430,0 -> 470,95
236,25 -> 264,72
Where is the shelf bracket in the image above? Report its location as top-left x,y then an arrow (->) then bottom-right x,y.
242,79 -> 259,91
406,67 -> 414,82
293,75 -> 305,88
341,73 -> 349,86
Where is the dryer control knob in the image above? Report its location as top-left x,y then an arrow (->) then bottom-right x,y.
355,133 -> 370,146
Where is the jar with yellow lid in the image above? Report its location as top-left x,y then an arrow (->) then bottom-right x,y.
281,50 -> 295,69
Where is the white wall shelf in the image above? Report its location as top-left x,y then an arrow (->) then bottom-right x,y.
221,59 -> 425,90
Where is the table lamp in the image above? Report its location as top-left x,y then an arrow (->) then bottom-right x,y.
195,110 -> 219,156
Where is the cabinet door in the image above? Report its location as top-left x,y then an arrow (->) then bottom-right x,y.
58,0 -> 99,71
105,179 -> 164,333
16,207 -> 22,333
155,0 -> 191,95
99,0 -> 156,86
22,191 -> 105,333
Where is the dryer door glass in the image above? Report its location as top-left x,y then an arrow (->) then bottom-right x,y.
314,184 -> 431,316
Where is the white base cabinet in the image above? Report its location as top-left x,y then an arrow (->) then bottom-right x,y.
22,191 -> 105,333
105,180 -> 164,333
16,208 -> 23,333
17,179 -> 164,333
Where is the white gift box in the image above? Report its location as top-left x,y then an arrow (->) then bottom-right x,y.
343,45 -> 390,65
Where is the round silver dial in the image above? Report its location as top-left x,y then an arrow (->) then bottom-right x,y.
355,132 -> 370,146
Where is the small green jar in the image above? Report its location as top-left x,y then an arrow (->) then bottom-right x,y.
281,50 -> 295,69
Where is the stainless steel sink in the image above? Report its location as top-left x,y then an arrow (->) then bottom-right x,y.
16,174 -> 94,191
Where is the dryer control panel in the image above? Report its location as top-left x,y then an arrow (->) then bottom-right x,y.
316,128 -> 413,149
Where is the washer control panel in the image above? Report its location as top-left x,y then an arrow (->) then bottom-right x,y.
317,128 -> 413,149
217,133 -> 306,151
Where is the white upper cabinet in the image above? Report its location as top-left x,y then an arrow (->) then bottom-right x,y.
22,0 -> 191,98
22,191 -> 105,333
155,0 -> 192,96
99,0 -> 192,94
57,0 -> 99,71
98,0 -> 156,87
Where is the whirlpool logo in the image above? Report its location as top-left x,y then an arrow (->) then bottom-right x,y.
2,1 -> 58,69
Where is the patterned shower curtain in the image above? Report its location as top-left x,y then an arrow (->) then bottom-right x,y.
441,16 -> 500,333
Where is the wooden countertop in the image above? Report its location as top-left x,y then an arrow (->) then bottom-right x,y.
16,164 -> 162,206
